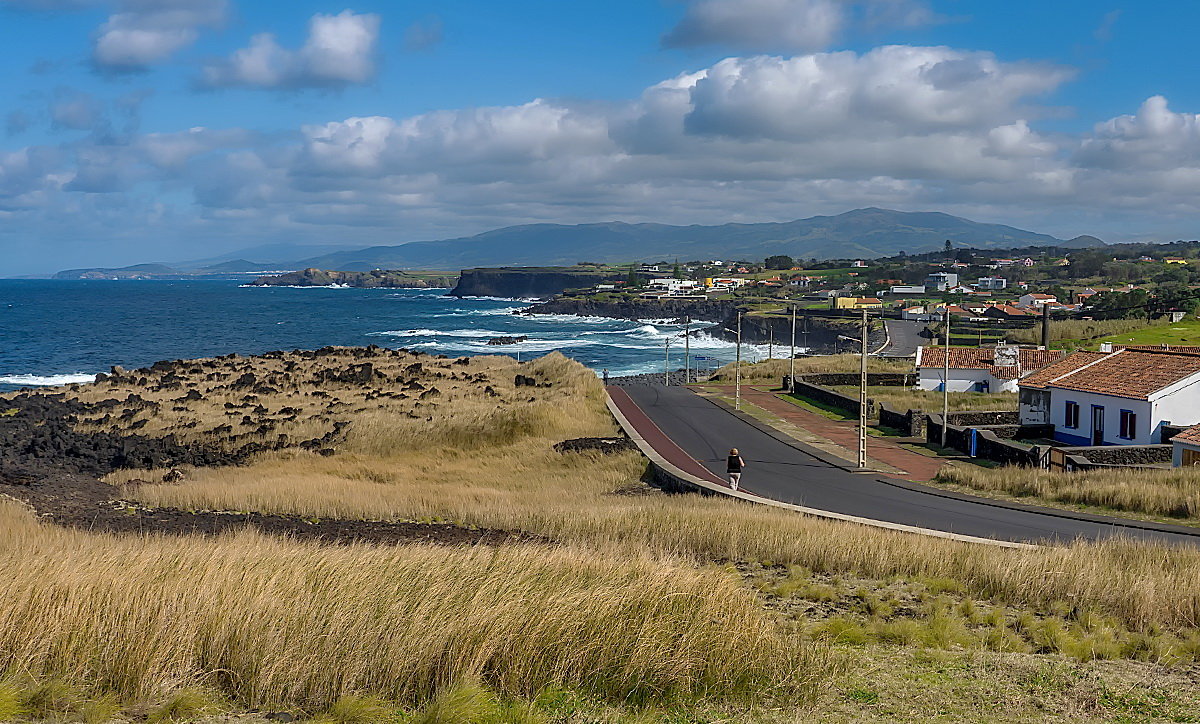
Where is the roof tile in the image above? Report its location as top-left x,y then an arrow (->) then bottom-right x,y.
1046,349 -> 1200,399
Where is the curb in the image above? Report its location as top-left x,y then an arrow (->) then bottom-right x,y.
605,389 -> 1037,549
689,389 -> 1200,542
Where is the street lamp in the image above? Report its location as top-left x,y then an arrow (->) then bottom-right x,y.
836,306 -> 870,469
722,311 -> 743,410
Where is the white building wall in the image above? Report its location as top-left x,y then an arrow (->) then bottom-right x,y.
917,368 -> 1003,393
1046,388 -> 1154,445
1148,375 -> 1200,442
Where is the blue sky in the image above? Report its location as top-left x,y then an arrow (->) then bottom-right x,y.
1,0 -> 1198,274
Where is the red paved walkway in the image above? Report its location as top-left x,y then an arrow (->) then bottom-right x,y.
705,385 -> 948,482
607,386 -> 731,487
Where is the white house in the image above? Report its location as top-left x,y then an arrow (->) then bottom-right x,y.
915,345 -> 1066,394
976,276 -> 1007,290
1018,293 -> 1057,307
1017,349 -> 1200,445
1172,425 -> 1200,466
925,272 -> 959,291
648,278 -> 698,292
888,285 -> 926,295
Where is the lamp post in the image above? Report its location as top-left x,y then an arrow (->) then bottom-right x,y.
837,318 -> 869,469
942,310 -> 951,448
789,302 -> 797,393
723,312 -> 743,409
664,338 -> 671,386
684,315 -> 691,384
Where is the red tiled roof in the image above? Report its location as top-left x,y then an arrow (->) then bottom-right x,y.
1045,349 -> 1200,400
1173,424 -> 1200,445
917,346 -> 1066,380
1017,351 -> 1108,389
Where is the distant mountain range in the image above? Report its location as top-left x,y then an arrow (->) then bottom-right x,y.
51,208 -> 1103,278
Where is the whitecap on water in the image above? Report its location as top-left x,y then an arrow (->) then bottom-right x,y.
0,373 -> 97,386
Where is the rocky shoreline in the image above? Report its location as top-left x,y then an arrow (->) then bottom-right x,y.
0,346 -> 543,546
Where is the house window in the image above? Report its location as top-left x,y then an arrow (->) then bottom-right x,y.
1065,401 -> 1080,429
1119,410 -> 1138,440
973,381 -> 990,393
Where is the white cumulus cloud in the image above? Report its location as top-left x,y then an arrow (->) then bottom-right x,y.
200,10 -> 381,90
91,0 -> 226,72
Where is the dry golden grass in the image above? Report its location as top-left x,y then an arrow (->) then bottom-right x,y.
119,355 -> 1200,635
0,498 -> 815,711
938,464 -> 1200,520
829,386 -> 1016,413
709,355 -> 913,383
1007,318 -> 1168,345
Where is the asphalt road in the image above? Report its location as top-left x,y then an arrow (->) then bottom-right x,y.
878,319 -> 926,357
621,383 -> 1200,546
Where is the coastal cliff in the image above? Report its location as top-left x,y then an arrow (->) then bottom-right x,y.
450,267 -> 627,298
251,268 -> 457,288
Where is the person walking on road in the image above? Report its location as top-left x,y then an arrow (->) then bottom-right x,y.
602,368 -> 609,385
726,448 -> 745,490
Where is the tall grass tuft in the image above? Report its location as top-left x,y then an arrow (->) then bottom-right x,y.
0,500 -> 817,712
937,464 -> 1200,519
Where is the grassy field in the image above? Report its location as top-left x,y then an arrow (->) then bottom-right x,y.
12,351 -> 1200,720
709,355 -> 913,384
1091,317 -> 1200,347
937,464 -> 1200,521
830,386 -> 1016,413
1006,318 -> 1174,347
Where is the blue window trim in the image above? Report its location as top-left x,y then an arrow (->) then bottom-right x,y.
1119,409 -> 1137,440
1064,400 -> 1080,429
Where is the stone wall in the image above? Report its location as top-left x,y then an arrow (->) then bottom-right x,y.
972,429 -> 1041,466
946,411 -> 1020,426
789,379 -> 868,417
1061,445 -> 1173,466
879,403 -> 925,437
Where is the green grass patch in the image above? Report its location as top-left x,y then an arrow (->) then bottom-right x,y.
1092,318 -> 1200,348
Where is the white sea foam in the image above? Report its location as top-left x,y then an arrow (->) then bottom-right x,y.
410,338 -> 598,353
369,328 -> 512,338
0,373 -> 97,386
237,284 -> 353,289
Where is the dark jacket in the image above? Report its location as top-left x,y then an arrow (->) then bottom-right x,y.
727,455 -> 745,473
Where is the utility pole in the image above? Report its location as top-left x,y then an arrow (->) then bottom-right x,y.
684,316 -> 691,384
789,303 -> 797,393
735,312 -> 742,410
858,307 -> 868,469
942,310 -> 951,448
664,338 -> 671,386
1041,303 -> 1051,349
768,328 -> 774,360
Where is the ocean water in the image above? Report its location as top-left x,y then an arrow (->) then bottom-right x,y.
0,280 -> 769,391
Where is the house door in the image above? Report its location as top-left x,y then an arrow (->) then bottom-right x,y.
1091,405 -> 1105,446
1184,448 -> 1200,467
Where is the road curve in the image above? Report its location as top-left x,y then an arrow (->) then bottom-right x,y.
878,319 -> 925,357
615,383 -> 1200,547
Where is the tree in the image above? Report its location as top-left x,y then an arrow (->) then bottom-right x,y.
625,265 -> 640,288
764,255 -> 795,270
672,263 -> 684,279
944,239 -> 952,259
